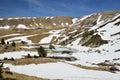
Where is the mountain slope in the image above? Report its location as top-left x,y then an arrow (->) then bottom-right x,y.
0,10 -> 120,80
0,16 -> 73,29
57,11 -> 120,48
0,11 -> 120,49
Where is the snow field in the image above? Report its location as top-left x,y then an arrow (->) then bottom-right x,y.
0,51 -> 38,59
4,62 -> 120,80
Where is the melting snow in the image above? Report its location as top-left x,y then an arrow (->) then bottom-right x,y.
0,51 -> 38,59
50,17 -> 54,19
46,17 -> 49,19
0,25 -> 10,29
68,30 -> 77,34
6,34 -> 38,44
4,62 -> 120,80
39,35 -> 54,44
65,23 -> 69,25
53,23 -> 56,26
97,19 -> 120,40
39,29 -> 64,44
17,24 -> 29,29
96,13 -> 104,24
79,14 -> 93,21
90,14 -> 120,31
72,18 -> 78,23
61,23 -> 64,26
0,34 -> 22,38
0,18 -> 3,20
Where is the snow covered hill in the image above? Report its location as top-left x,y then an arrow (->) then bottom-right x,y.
57,11 -> 120,48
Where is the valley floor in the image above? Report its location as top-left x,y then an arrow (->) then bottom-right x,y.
0,46 -> 120,80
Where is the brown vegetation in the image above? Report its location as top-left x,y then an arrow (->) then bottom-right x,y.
0,16 -> 73,29
0,45 -> 34,54
3,58 -> 58,65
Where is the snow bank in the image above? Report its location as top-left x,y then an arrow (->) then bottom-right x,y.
0,51 -> 38,59
69,51 -> 120,66
4,62 -> 120,80
0,25 -> 10,29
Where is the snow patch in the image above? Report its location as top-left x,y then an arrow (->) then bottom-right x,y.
72,18 -> 78,23
97,14 -> 103,24
39,35 -> 54,44
0,25 -> 10,29
17,24 -> 29,29
0,18 -> 3,20
0,51 -> 38,59
65,23 -> 69,25
50,17 -> 54,19
61,23 -> 64,26
46,17 -> 49,19
53,23 -> 56,26
6,34 -> 38,44
68,30 -> 77,34
0,34 -> 23,38
39,29 -> 64,44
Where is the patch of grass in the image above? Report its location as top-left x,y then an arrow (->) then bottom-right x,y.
28,34 -> 49,43
3,58 -> 58,65
74,64 -> 109,71
65,62 -> 117,72
0,30 -> 14,36
0,45 -> 34,54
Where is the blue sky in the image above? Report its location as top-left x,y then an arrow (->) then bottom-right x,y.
0,0 -> 120,18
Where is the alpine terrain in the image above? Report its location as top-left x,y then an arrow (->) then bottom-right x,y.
0,10 -> 120,80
